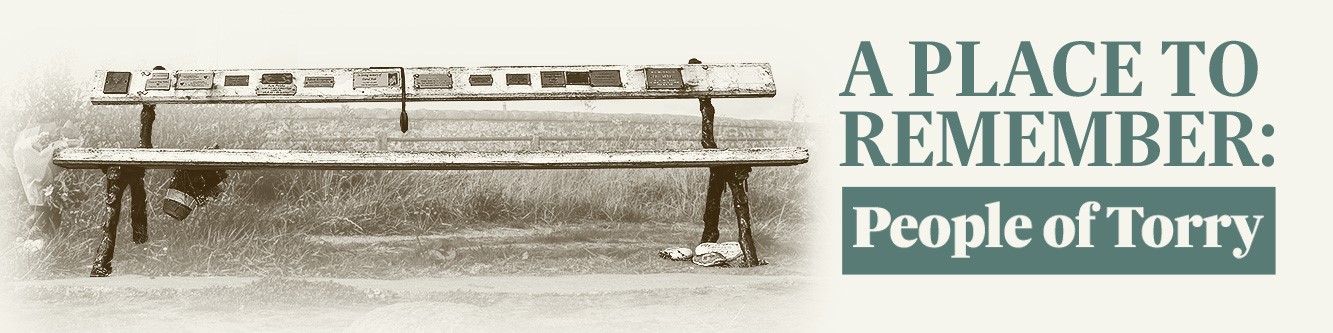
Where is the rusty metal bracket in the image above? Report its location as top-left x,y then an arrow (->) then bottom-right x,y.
691,58 -> 762,267
131,74 -> 158,244
92,67 -> 159,277
91,165 -> 135,277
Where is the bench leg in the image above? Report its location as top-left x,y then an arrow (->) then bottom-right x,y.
129,175 -> 148,244
700,168 -> 726,243
132,100 -> 155,244
725,167 -> 762,267
91,167 -> 132,277
694,65 -> 723,244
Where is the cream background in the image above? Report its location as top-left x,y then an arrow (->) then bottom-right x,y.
1,0 -> 1328,331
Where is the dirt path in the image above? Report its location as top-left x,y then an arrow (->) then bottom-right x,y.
4,273 -> 814,333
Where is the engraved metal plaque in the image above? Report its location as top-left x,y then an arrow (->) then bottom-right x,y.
468,74 -> 494,86
414,73 -> 452,89
540,71 -> 566,87
102,72 -> 132,94
256,84 -> 297,96
566,71 -> 591,85
224,75 -> 250,86
645,68 -> 685,89
260,73 -> 294,85
144,72 -> 171,91
175,72 -> 215,90
303,76 -> 335,88
354,72 -> 400,88
589,70 -> 622,87
506,73 -> 530,85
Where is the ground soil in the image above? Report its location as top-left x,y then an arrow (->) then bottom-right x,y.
4,272 -> 814,332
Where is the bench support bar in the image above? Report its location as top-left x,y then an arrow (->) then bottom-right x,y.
694,57 -> 763,267
700,169 -> 725,244
92,77 -> 159,277
92,166 -> 138,276
699,167 -> 760,267
726,167 -> 760,267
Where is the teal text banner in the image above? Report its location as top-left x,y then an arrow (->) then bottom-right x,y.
842,187 -> 1275,274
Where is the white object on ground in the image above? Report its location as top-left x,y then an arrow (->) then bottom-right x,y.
693,242 -> 744,266
658,247 -> 694,261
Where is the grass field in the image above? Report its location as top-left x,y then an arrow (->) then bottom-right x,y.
1,104 -> 812,279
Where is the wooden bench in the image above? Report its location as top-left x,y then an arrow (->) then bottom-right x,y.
60,60 -> 808,277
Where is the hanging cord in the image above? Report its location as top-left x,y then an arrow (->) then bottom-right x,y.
370,66 -> 409,132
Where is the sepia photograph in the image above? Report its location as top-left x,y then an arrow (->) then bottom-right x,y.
0,3 -> 815,332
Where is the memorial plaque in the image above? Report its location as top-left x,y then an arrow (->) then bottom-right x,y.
260,73 -> 294,85
645,68 -> 685,89
224,75 -> 250,86
175,72 -> 215,90
506,73 -> 531,85
414,73 -> 453,89
144,72 -> 171,91
468,74 -> 494,86
540,71 -> 566,87
255,83 -> 297,96
589,70 -> 622,87
102,72 -> 132,94
354,71 -> 400,88
303,76 -> 336,88
566,71 -> 591,85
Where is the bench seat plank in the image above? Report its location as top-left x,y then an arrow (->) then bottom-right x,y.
54,147 -> 808,170
91,64 -> 775,105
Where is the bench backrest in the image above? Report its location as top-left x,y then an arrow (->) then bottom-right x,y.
90,64 -> 775,105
